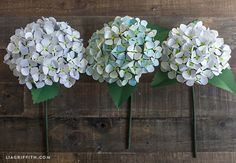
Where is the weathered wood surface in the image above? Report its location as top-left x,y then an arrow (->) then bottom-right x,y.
0,0 -> 236,162
1,152 -> 236,163
1,116 -> 236,152
0,0 -> 235,17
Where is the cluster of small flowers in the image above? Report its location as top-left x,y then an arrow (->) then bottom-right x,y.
161,21 -> 231,86
4,17 -> 87,89
85,16 -> 162,86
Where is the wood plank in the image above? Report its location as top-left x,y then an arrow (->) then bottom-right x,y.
1,117 -> 236,152
195,85 -> 236,117
133,83 -> 236,118
0,83 -> 24,115
132,84 -> 191,118
0,0 -> 235,17
2,83 -> 236,118
22,82 -> 128,118
0,152 -> 236,163
0,83 -> 183,118
23,83 -> 190,118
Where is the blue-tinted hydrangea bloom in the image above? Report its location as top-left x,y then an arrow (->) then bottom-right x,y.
85,16 -> 162,86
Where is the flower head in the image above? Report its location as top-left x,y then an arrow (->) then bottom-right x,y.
85,16 -> 162,86
161,21 -> 231,86
4,17 -> 87,89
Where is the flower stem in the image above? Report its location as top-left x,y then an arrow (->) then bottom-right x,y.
191,86 -> 197,158
127,96 -> 132,150
44,100 -> 49,156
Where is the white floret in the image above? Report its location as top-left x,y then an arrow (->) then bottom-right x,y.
161,21 -> 231,86
4,17 -> 88,89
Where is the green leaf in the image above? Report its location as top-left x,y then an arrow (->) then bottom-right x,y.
208,68 -> 236,94
147,24 -> 170,44
108,83 -> 137,108
191,19 -> 200,24
31,83 -> 60,104
151,71 -> 178,88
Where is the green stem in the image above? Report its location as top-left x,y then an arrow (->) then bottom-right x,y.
191,86 -> 197,158
127,96 -> 132,150
44,100 -> 49,156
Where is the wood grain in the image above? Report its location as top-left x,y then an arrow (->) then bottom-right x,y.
2,83 -> 236,119
0,0 -> 236,162
1,116 -> 236,152
1,152 -> 236,163
0,0 -> 235,17
0,83 -> 24,115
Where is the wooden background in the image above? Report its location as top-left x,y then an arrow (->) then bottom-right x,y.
0,0 -> 236,162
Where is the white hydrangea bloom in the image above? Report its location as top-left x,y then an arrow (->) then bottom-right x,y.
4,17 -> 87,89
85,16 -> 162,86
161,21 -> 231,86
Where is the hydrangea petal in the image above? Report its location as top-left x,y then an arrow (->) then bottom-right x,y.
160,21 -> 231,86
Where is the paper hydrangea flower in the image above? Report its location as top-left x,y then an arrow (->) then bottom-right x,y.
161,21 -> 231,86
85,16 -> 162,87
4,17 -> 87,89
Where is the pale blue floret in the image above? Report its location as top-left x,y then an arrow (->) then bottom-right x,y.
85,16 -> 163,87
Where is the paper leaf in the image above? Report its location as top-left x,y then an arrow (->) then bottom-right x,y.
147,24 -> 170,44
31,83 -> 60,104
151,71 -> 178,88
208,68 -> 236,94
108,83 -> 137,108
191,19 -> 200,24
